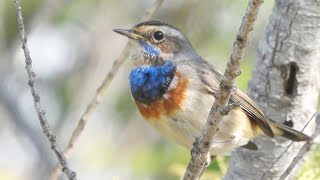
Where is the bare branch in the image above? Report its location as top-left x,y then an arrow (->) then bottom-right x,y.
279,114 -> 320,180
224,1 -> 320,178
0,85 -> 52,166
12,0 -> 77,179
260,112 -> 317,180
50,0 -> 165,179
183,0 -> 264,179
220,102 -> 240,115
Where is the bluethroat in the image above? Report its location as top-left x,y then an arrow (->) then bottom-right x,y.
113,20 -> 309,155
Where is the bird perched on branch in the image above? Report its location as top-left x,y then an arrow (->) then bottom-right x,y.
113,20 -> 309,155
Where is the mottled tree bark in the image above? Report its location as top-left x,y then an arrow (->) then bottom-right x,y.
225,0 -> 320,179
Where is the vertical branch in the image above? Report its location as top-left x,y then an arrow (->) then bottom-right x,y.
50,0 -> 165,179
12,0 -> 77,179
183,0 -> 264,179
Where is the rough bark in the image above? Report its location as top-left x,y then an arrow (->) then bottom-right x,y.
224,0 -> 320,179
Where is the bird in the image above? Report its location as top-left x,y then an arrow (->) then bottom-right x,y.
113,20 -> 309,155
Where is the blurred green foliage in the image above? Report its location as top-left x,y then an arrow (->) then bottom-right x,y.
115,91 -> 136,124
4,0 -> 42,46
2,0 -> 319,179
297,145 -> 320,179
127,141 -> 229,180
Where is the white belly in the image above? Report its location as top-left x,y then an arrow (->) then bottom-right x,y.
145,92 -> 256,155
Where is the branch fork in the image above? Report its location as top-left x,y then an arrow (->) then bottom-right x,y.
220,102 -> 241,115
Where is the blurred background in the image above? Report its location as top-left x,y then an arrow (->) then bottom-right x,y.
1,0 -> 319,179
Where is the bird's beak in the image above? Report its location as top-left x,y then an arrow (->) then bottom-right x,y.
113,29 -> 144,40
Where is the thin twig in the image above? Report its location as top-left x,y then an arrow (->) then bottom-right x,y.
260,112 -> 317,180
279,114 -> 320,180
0,85 -> 52,166
220,102 -> 240,115
182,0 -> 264,179
50,0 -> 165,179
12,0 -> 77,179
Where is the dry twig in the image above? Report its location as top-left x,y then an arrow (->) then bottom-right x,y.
279,114 -> 320,180
182,0 -> 264,179
12,0 -> 77,179
50,0 -> 165,179
260,112 -> 317,180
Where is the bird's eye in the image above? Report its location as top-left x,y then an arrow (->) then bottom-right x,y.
153,31 -> 164,41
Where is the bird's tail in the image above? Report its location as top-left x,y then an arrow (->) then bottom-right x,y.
270,120 -> 310,141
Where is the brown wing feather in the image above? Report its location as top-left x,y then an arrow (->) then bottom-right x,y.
231,89 -> 274,137
191,58 -> 274,137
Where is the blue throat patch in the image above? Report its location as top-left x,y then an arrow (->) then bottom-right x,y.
139,41 -> 160,55
129,60 -> 177,104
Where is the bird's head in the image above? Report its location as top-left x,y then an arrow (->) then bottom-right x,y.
113,20 -> 195,66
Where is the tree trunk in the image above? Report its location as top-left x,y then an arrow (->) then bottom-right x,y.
224,0 -> 320,179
